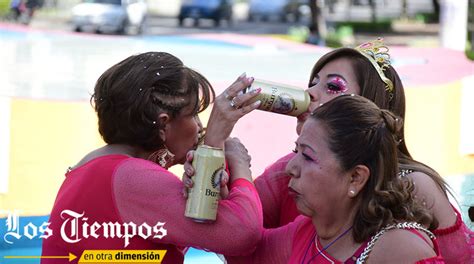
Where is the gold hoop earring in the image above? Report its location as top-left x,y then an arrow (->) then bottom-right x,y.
148,147 -> 175,168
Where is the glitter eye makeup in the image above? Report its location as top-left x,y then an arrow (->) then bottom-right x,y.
326,76 -> 348,95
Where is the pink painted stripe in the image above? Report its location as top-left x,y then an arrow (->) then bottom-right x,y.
391,46 -> 474,87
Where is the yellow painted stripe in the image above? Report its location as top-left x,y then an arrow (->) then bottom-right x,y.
460,76 -> 474,155
404,81 -> 474,177
2,99 -> 102,215
0,96 -> 11,195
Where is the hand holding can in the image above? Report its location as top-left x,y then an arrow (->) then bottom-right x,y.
185,145 -> 225,223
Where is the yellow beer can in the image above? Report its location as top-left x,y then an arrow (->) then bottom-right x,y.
185,145 -> 225,223
245,79 -> 310,116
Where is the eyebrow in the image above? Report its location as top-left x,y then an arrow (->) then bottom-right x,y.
312,73 -> 347,81
327,73 -> 347,81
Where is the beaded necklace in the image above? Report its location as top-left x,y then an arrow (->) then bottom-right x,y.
301,225 -> 353,264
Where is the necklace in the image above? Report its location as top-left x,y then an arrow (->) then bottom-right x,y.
301,225 -> 353,264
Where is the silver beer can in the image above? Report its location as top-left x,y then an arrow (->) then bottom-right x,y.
245,79 -> 310,116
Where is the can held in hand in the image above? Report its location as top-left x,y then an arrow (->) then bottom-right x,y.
244,79 -> 310,116
185,145 -> 225,223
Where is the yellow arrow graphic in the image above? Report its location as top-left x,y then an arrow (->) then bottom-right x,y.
4,253 -> 77,262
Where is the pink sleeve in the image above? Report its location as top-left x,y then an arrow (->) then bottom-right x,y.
225,217 -> 301,264
112,158 -> 263,256
254,152 -> 295,228
433,208 -> 474,264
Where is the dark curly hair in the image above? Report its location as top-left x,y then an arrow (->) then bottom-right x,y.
90,52 -> 215,151
311,95 -> 437,243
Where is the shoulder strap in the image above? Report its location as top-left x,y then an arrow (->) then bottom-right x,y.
356,222 -> 435,264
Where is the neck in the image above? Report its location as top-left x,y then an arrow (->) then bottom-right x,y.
311,203 -> 358,241
311,205 -> 361,260
313,219 -> 354,242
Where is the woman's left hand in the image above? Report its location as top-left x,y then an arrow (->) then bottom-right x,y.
182,150 -> 230,199
204,73 -> 261,149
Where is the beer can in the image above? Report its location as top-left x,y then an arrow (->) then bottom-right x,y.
244,79 -> 310,116
185,145 -> 225,223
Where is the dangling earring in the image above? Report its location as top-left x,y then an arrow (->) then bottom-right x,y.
148,146 -> 175,168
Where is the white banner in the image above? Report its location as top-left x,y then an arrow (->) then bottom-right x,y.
440,0 -> 468,51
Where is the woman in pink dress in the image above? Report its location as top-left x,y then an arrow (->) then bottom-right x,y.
41,51 -> 264,263
227,94 -> 444,263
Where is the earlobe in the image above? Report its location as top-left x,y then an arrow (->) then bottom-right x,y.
348,165 -> 370,197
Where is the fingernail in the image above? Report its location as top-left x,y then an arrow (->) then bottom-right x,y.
254,100 -> 261,107
239,72 -> 246,79
186,151 -> 192,160
186,168 -> 193,175
186,179 -> 193,186
246,77 -> 253,82
252,88 -> 261,94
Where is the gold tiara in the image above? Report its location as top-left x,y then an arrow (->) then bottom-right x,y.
354,38 -> 394,94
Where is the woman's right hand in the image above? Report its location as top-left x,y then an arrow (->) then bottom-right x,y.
204,73 -> 262,149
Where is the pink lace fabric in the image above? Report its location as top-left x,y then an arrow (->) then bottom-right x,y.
433,207 -> 474,264
226,216 -> 303,264
254,152 -> 298,228
113,157 -> 263,256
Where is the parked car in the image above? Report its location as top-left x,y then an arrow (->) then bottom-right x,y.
283,0 -> 310,22
178,0 -> 233,27
248,0 -> 309,22
71,0 -> 147,34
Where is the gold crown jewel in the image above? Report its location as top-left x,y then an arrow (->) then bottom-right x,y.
354,38 -> 394,95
